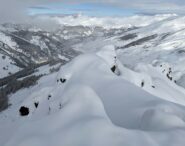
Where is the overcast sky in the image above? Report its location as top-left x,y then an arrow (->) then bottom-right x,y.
1,0 -> 185,23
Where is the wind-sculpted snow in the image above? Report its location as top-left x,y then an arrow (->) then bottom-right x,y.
1,46 -> 185,146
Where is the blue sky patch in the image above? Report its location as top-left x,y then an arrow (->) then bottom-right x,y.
29,2 -> 138,16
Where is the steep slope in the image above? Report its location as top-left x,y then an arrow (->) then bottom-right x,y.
1,46 -> 185,146
113,15 -> 185,89
0,25 -> 79,69
0,54 -> 20,78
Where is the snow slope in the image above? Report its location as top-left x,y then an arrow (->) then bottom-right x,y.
0,54 -> 20,78
1,46 -> 185,146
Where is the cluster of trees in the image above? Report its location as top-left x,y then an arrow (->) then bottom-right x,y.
0,67 -> 35,87
2,55 -> 6,60
121,34 -> 158,49
0,60 -> 64,112
5,75 -> 42,94
0,89 -> 8,112
0,75 -> 42,112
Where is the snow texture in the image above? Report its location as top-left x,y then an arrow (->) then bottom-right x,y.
1,45 -> 185,146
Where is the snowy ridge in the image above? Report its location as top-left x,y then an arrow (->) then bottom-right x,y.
1,14 -> 185,146
1,46 -> 185,146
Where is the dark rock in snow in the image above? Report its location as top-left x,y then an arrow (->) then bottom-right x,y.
19,106 -> 29,116
60,78 -> 66,83
141,81 -> 144,87
48,95 -> 52,100
111,65 -> 116,73
34,102 -> 39,108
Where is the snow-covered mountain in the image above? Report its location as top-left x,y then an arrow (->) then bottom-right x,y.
1,14 -> 185,146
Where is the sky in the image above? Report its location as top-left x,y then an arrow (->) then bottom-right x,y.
1,0 -> 185,23
29,3 -> 138,16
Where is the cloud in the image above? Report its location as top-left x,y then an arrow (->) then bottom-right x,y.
0,0 -> 25,23
0,0 -> 185,23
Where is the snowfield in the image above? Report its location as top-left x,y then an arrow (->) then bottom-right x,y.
0,54 -> 20,78
1,45 -> 185,146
